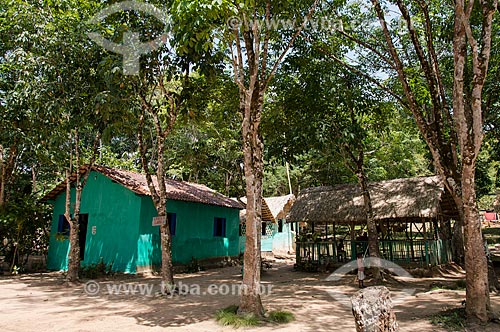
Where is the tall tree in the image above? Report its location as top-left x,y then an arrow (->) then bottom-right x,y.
35,0 -> 114,281
135,72 -> 183,289
451,0 -> 497,321
162,74 -> 244,197
63,130 -> 100,282
314,0 -> 498,321
92,1 -> 180,289
264,47 -> 422,273
93,0 -> 226,288
222,0 -> 319,316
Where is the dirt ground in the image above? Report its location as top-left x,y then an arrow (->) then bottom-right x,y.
1,261 -> 499,332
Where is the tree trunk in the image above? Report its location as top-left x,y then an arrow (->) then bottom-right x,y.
0,144 -> 4,208
68,176 -> 84,282
230,0 -> 319,317
66,131 -> 100,283
452,0 -> 496,321
63,157 -> 79,282
462,162 -> 490,322
367,0 -> 496,323
451,215 -> 465,264
138,106 -> 175,289
356,159 -> 381,280
357,170 -> 380,259
67,135 -> 82,283
239,183 -> 265,317
238,98 -> 265,318
0,142 -> 18,208
156,135 -> 174,287
67,219 -> 80,282
446,177 -> 466,264
159,212 -> 174,289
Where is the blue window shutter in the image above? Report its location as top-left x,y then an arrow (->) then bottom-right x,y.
168,213 -> 177,236
213,217 -> 226,237
58,215 -> 70,235
58,215 -> 64,233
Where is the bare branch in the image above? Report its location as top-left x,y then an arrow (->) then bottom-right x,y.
137,106 -> 160,207
336,29 -> 396,70
396,0 -> 442,116
233,29 -> 246,90
260,0 -> 271,88
415,0 -> 450,117
230,39 -> 246,91
79,131 -> 102,190
371,0 -> 431,136
306,36 -> 407,107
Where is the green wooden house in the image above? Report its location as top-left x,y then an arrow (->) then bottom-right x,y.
44,166 -> 243,273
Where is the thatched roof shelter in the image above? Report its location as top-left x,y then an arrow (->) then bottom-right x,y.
287,176 -> 459,224
236,197 -> 275,223
236,194 -> 296,224
265,194 -> 295,220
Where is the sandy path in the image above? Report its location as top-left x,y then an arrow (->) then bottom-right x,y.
0,262 -> 499,332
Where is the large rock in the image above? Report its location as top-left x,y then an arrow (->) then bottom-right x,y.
351,286 -> 398,332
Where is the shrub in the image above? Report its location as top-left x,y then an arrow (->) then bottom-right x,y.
79,258 -> 113,279
215,305 -> 260,328
215,306 -> 296,328
455,279 -> 466,289
430,307 -> 465,331
267,310 -> 295,323
186,257 -> 203,273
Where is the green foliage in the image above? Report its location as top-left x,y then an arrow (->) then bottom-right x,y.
430,279 -> 466,291
215,305 -> 260,328
482,227 -> 500,245
0,180 -> 52,270
79,258 -> 113,279
430,307 -> 466,331
475,149 -> 494,199
263,44 -> 432,190
161,74 -> 244,197
185,257 -> 203,273
456,279 -> 466,289
215,305 -> 296,326
267,310 -> 295,324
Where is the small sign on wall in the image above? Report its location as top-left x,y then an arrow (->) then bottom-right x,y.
91,226 -> 97,235
152,216 -> 167,226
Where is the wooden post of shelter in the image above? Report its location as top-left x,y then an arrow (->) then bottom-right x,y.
333,222 -> 337,261
423,221 -> 429,265
409,222 -> 414,261
326,221 -> 330,257
351,221 -> 356,260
